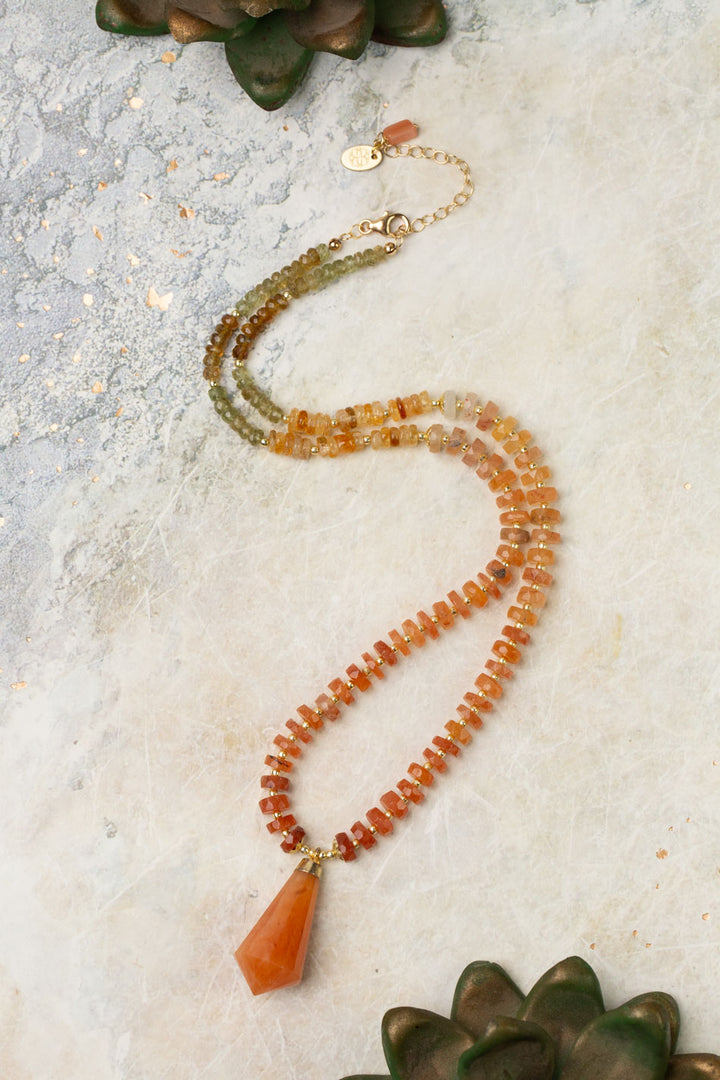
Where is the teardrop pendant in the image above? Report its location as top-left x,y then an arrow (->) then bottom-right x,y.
234,858 -> 322,996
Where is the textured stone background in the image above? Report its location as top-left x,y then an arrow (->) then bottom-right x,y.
1,1 -> 720,1077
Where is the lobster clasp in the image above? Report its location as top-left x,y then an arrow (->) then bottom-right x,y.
359,212 -> 410,237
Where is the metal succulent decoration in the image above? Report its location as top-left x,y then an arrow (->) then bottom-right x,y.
341,956 -> 720,1080
95,0 -> 447,109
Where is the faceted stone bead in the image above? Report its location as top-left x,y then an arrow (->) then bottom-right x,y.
447,589 -> 471,618
463,580 -> 488,609
530,531 -> 560,547
380,428 -> 391,448
476,452 -> 502,480
394,397 -> 407,419
273,734 -> 301,757
335,832 -> 357,861
402,618 -> 425,647
381,790 -> 409,819
520,465 -> 552,486
476,400 -> 499,430
517,587 -> 547,607
496,544 -> 525,567
492,415 -> 517,441
514,446 -> 543,466
315,693 -> 339,720
408,761 -> 434,785
502,429 -> 532,454
507,605 -> 538,627
235,865 -> 320,996
398,778 -> 425,804
475,673 -> 502,699
374,640 -> 398,667
442,391 -> 457,419
502,624 -> 531,646
461,393 -> 478,420
446,426 -> 466,455
367,807 -> 394,835
261,774 -> 290,791
463,692 -> 493,713
500,527 -> 530,544
297,703 -> 325,730
486,560 -> 513,585
389,427 -> 400,447
426,424 -> 445,452
486,659 -> 513,680
350,820 -> 376,849
389,628 -> 411,655
433,735 -> 460,757
259,794 -> 290,814
286,719 -> 312,743
477,573 -> 501,600
457,704 -> 486,729
362,652 -> 385,679
266,814 -> 297,833
371,400 -> 385,424
530,507 -> 561,524
445,719 -> 472,745
527,486 -> 558,506
346,663 -> 371,691
388,398 -> 401,422
489,469 -> 518,493
328,678 -> 354,705
462,439 -> 487,467
417,610 -> 439,640
265,754 -> 293,772
419,391 -> 433,413
496,488 -> 526,508
492,640 -> 522,664
523,567 -> 553,587
433,601 -> 454,629
280,826 -> 305,852
423,748 -> 447,773
383,119 -> 419,146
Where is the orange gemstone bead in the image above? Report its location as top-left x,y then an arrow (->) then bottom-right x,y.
367,807 -> 394,835
350,821 -> 376,849
496,544 -> 525,566
297,703 -> 325,729
486,659 -> 513,680
432,735 -> 459,757
523,567 -> 553,587
527,486 -> 558,506
266,814 -> 297,833
476,400 -> 499,430
335,832 -> 357,861
447,590 -> 471,618
423,748 -> 447,772
507,606 -> 538,627
261,774 -> 290,791
408,762 -> 434,785
328,678 -> 354,706
463,691 -> 494,714
280,825 -> 305,852
474,673 -> 502,699
362,652 -> 385,679
457,704 -> 486,729
463,579 -> 488,609
389,628 -> 411,655
402,618 -> 425,647
273,734 -> 301,757
381,790 -> 409,819
346,663 -> 371,691
417,610 -> 439,640
259,794 -> 290,814
517,587 -> 547,607
445,720 -> 472,745
486,560 -> 513,586
433,601 -> 454,628
530,507 -> 561,524
265,754 -> 293,772
489,469 -> 517,493
374,640 -> 398,666
502,624 -> 530,646
286,719 -> 312,743
496,488 -> 526,508
397,778 -> 425,804
315,694 -> 339,720
492,640 -> 522,664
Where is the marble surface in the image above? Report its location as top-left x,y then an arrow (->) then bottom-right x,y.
2,1 -> 720,1076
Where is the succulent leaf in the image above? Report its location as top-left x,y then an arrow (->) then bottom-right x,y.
372,0 -> 446,47
666,1055 -> 720,1079
225,11 -> 313,109
167,6 -> 255,41
451,961 -> 524,1041
96,0 -> 169,34
560,1006 -> 671,1080
382,1007 -> 474,1080
238,0 -> 311,15
515,956 -> 604,1065
621,993 -> 679,1056
456,1016 -> 556,1080
285,0 -> 375,60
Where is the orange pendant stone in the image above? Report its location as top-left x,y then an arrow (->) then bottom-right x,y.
235,859 -> 321,995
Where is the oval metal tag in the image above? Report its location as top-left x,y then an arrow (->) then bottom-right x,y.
341,144 -> 382,172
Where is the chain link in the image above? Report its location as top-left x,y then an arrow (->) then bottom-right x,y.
338,135 -> 474,245
382,140 -> 474,235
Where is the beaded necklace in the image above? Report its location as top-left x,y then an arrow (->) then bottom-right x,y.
203,122 -> 560,996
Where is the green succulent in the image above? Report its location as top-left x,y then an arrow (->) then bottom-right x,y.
95,0 -> 447,109
341,956 -> 720,1080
